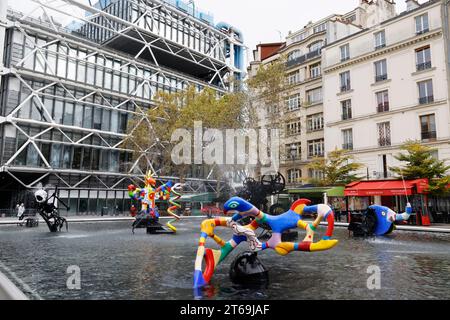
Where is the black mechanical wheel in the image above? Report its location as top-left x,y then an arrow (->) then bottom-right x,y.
243,177 -> 257,187
261,172 -> 286,195
360,210 -> 377,236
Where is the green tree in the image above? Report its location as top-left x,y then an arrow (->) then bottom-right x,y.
247,57 -> 289,112
307,149 -> 363,186
390,141 -> 450,195
125,86 -> 246,179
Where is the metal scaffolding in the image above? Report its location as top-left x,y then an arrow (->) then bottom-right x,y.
0,0 -> 243,202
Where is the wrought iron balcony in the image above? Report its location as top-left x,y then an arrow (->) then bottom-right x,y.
342,143 -> 353,151
286,49 -> 321,68
340,84 -> 351,93
308,152 -> 324,159
419,95 -> 434,105
375,74 -> 388,82
416,28 -> 429,35
342,112 -> 352,121
306,127 -> 324,133
416,61 -> 432,71
421,131 -> 437,141
375,43 -> 386,50
378,137 -> 391,147
377,102 -> 389,113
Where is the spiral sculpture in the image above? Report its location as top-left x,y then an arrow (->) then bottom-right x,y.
166,185 -> 182,232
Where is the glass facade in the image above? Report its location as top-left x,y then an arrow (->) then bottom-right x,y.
0,6 -> 230,213
10,32 -> 206,102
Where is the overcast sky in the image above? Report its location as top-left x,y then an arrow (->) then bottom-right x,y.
9,0 -> 413,66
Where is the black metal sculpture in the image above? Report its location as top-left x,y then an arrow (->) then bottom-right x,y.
229,251 -> 269,287
237,172 -> 286,214
34,187 -> 69,232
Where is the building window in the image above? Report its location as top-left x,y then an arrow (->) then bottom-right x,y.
267,104 -> 279,115
310,63 -> 321,79
374,30 -> 386,50
287,169 -> 302,184
286,143 -> 301,160
418,79 -> 434,104
287,50 -> 302,62
378,122 -> 391,147
374,59 -> 388,82
340,44 -> 350,62
307,113 -> 324,132
342,129 -> 353,150
340,71 -> 351,92
286,120 -> 301,136
309,40 -> 324,53
420,114 -> 437,141
376,90 -> 389,112
292,32 -> 308,43
308,168 -> 324,180
306,87 -> 322,105
286,93 -> 301,111
287,71 -> 301,85
341,99 -> 352,120
308,139 -> 324,158
415,14 -> 429,35
313,23 -> 327,34
416,46 -> 432,71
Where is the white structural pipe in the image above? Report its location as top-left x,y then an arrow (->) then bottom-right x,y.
0,0 -> 7,89
0,270 -> 29,300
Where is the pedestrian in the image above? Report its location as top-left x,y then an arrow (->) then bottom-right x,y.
18,203 -> 25,219
15,203 -> 20,218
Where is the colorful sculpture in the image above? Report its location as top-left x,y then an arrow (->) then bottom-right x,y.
348,203 -> 413,236
193,196 -> 338,289
128,170 -> 182,233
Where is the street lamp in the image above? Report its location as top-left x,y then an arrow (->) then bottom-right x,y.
290,144 -> 297,160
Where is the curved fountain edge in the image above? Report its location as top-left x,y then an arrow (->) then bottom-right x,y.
0,270 -> 28,300
0,215 -> 208,225
1,216 -> 449,233
324,222 -> 450,233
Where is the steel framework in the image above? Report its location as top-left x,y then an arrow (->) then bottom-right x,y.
0,0 -> 243,197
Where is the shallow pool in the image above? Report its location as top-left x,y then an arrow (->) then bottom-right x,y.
0,220 -> 449,300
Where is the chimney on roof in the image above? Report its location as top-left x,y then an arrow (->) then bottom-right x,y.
406,0 -> 420,11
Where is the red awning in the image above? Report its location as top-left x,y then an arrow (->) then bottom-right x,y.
344,179 -> 428,197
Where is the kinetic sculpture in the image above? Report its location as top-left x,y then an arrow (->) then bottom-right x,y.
128,170 -> 182,234
348,203 -> 412,236
193,196 -> 338,288
237,172 -> 286,214
33,187 -> 69,232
